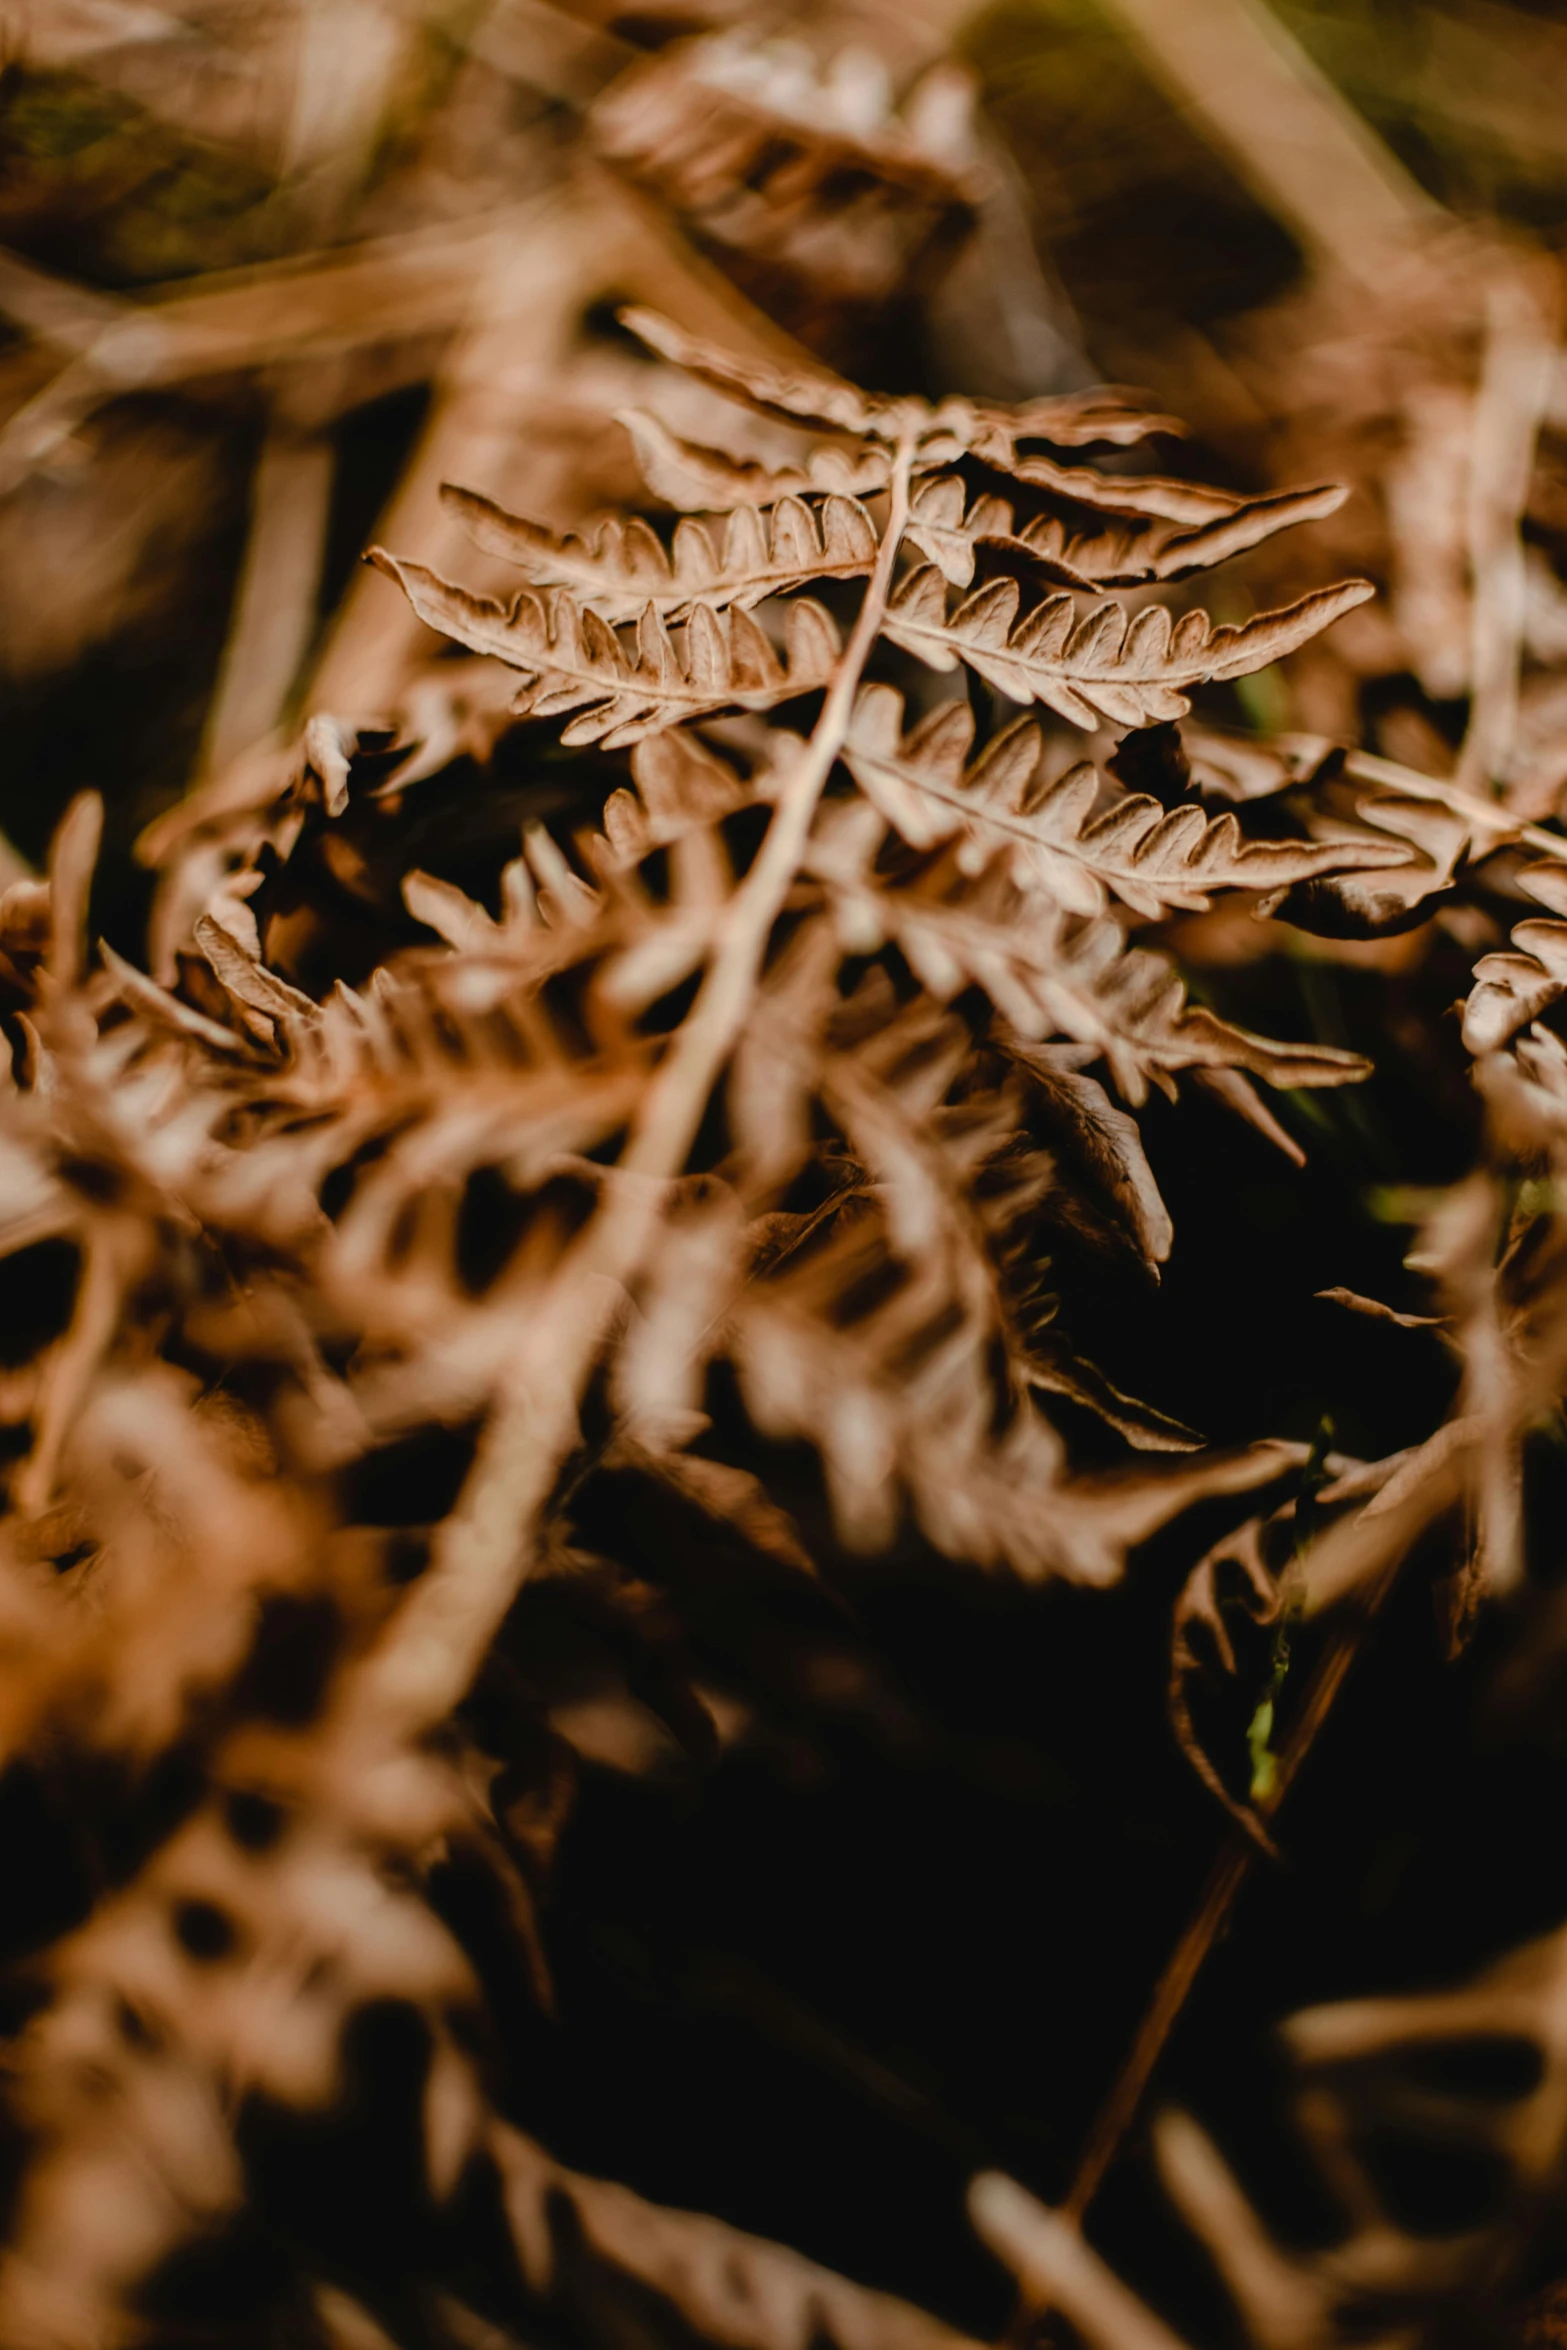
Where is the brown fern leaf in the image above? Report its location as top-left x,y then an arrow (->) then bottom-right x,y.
367,550 -> 840,746
1476,1018 -> 1567,1155
442,481 -> 878,622
592,729 -> 764,872
620,406 -> 1319,567
903,476 -> 1020,587
622,308 -> 1176,462
619,409 -> 892,514
732,981 -> 1194,1457
730,1091 -> 1285,1571
881,567 -> 1375,729
1279,789 -> 1472,938
736,1183 -> 1303,1576
1003,1041 -> 1173,1271
906,474 -> 1348,590
638,988 -> 1066,1554
842,686 -> 1406,917
727,1194 -> 1027,1564
1007,481 -> 1350,584
603,1428 -> 820,1584
624,306 -> 921,442
193,901 -> 321,1044
810,826 -> 1369,1106
1004,451 -> 1315,521
1463,864 -> 1567,1053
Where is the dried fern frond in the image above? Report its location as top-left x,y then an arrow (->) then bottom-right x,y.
842,686 -> 1405,917
618,407 -> 895,514
621,307 -> 1177,461
808,830 -> 1367,1107
5,18 -> 1565,2350
366,552 -> 842,747
441,480 -> 879,623
904,474 -> 1350,592
882,568 -> 1374,731
0,304 -> 1437,2350
998,482 -> 1354,590
1003,1041 -> 1173,1271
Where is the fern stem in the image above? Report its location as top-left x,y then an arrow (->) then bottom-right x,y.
357,430 -> 919,1735
1047,1539 -> 1411,2242
623,430 -> 918,1181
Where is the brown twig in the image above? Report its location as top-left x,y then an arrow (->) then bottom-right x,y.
199,419 -> 335,779
1051,1519 -> 1414,2241
1455,268 -> 1560,798
1063,1418 -> 1507,2246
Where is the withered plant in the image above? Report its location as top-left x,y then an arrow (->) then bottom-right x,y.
5,247 -> 1567,2350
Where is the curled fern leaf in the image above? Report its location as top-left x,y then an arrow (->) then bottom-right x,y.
881,567 -> 1375,729
907,473 -> 1348,591
619,408 -> 892,512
